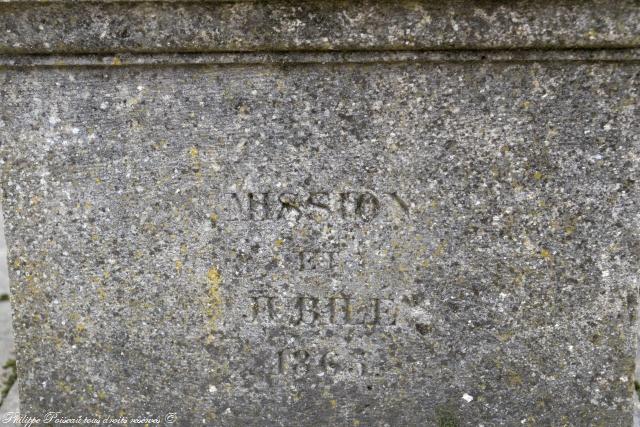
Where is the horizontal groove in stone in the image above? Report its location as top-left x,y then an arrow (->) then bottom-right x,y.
1,49 -> 640,67
0,1 -> 639,54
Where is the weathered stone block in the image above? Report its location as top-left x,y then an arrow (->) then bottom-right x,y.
0,1 -> 638,425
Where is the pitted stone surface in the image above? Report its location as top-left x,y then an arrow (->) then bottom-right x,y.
2,61 -> 639,425
0,2 -> 639,426
0,1 -> 639,54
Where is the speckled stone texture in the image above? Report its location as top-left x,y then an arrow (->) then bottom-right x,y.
1,2 -> 639,427
0,0 -> 639,54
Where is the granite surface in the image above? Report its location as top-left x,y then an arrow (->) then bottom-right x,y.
0,2 -> 639,426
0,1 -> 639,54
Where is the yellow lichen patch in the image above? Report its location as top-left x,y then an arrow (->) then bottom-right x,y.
585,29 -> 598,39
274,238 -> 284,248
497,331 -> 514,343
533,171 -> 543,181
210,212 -> 218,225
329,399 -> 337,409
540,248 -> 552,260
75,322 -> 86,333
24,272 -> 36,284
206,266 -> 223,332
175,260 -> 183,272
564,225 -> 575,236
112,56 -> 122,66
97,286 -> 107,301
57,381 -> 73,394
188,146 -> 203,181
506,370 -> 523,386
432,241 -> 446,258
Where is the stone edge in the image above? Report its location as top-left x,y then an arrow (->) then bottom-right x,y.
0,1 -> 639,55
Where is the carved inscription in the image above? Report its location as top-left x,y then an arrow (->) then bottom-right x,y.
218,191 -> 409,222
249,294 -> 397,326
277,348 -> 367,377
219,186 -> 421,380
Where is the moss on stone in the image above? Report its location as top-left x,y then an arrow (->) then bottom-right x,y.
436,405 -> 460,427
1,358 -> 17,404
